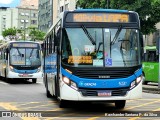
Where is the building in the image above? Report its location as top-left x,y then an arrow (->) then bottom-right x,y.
0,7 -> 18,39
0,2 -> 38,40
19,0 -> 38,9
38,0 -> 53,33
38,0 -> 77,33
145,22 -> 160,46
17,6 -> 38,39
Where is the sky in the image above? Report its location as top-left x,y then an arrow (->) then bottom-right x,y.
0,0 -> 20,7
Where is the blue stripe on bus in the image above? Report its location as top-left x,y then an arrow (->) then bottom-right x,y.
14,69 -> 37,74
61,67 -> 142,89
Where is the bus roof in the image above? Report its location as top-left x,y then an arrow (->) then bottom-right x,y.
0,41 -> 40,49
74,9 -> 129,13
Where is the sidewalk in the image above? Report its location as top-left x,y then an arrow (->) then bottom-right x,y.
142,83 -> 160,94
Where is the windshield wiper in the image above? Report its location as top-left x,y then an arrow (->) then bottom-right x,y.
81,25 -> 96,45
111,25 -> 122,45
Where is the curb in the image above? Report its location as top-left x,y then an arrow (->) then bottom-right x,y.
143,87 -> 160,94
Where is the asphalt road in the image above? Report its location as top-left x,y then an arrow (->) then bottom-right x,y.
0,78 -> 160,120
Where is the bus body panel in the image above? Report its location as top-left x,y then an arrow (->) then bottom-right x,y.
60,81 -> 142,101
142,46 -> 159,83
0,41 -> 43,81
7,71 -> 43,79
143,62 -> 159,83
43,9 -> 143,107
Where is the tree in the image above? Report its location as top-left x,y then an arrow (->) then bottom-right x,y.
2,28 -> 17,41
28,27 -> 45,41
76,0 -> 160,35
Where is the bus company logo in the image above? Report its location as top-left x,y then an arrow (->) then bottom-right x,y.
79,81 -> 97,87
84,83 -> 97,87
119,81 -> 127,86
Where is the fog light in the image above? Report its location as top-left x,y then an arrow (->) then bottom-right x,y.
71,81 -> 78,90
130,80 -> 136,89
10,66 -> 14,72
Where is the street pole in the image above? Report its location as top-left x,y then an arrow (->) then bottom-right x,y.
23,20 -> 26,41
158,37 -> 160,89
107,0 -> 109,9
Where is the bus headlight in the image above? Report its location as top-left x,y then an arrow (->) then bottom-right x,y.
130,76 -> 142,90
37,67 -> 41,72
62,76 -> 78,90
62,77 -> 70,85
10,66 -> 14,72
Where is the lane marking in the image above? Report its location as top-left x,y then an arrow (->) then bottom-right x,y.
0,102 -> 40,120
86,100 -> 160,120
21,103 -> 56,110
125,100 -> 160,110
128,106 -> 160,120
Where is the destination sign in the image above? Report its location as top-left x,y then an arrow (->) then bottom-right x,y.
12,43 -> 38,48
66,13 -> 130,23
68,56 -> 92,64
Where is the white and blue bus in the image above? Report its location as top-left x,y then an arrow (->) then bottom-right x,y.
43,9 -> 143,108
0,41 -> 43,83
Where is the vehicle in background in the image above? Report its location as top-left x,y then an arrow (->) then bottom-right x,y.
142,46 -> 159,84
43,9 -> 143,108
0,41 -> 43,83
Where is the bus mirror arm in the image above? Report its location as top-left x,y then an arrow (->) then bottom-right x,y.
54,35 -> 59,46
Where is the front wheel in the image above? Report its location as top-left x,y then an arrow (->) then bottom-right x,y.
59,100 -> 68,108
115,100 -> 126,109
142,73 -> 148,85
32,79 -> 37,83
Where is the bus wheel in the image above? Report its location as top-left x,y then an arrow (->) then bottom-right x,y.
142,73 -> 148,85
32,79 -> 37,83
45,80 -> 52,98
59,100 -> 68,108
115,100 -> 126,109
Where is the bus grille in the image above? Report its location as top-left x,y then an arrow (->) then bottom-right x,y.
73,67 -> 138,79
79,88 -> 128,96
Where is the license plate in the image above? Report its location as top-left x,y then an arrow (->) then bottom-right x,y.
20,74 -> 29,77
97,90 -> 112,96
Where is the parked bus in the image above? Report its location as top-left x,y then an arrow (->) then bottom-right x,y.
142,46 -> 159,84
0,41 -> 43,83
43,9 -> 143,108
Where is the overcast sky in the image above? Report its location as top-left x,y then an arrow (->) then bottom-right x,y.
0,0 -> 20,7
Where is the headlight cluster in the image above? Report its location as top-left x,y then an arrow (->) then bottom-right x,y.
9,66 -> 14,72
130,76 -> 142,89
37,67 -> 41,72
62,76 -> 78,90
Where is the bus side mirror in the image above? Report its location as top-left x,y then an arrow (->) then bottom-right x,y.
5,48 -> 9,60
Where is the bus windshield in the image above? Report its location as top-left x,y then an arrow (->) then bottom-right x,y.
61,27 -> 141,67
10,48 -> 41,66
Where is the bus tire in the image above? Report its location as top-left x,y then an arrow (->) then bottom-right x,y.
32,79 -> 37,83
5,70 -> 9,83
115,100 -> 126,109
45,78 -> 52,98
59,100 -> 68,108
142,73 -> 148,85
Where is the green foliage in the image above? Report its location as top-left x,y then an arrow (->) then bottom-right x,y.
76,0 -> 160,35
2,28 -> 16,37
29,27 -> 45,41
